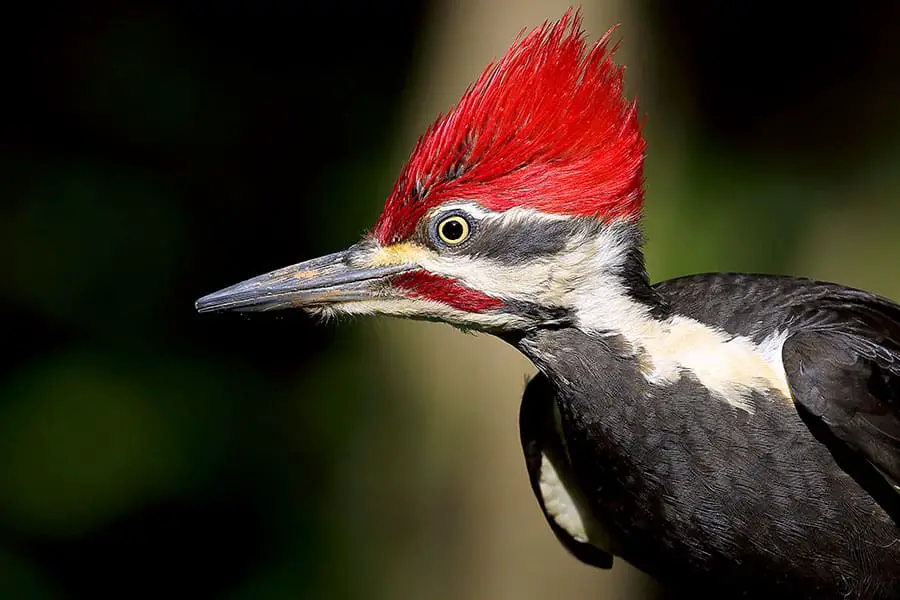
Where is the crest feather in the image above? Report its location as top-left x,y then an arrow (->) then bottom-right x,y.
374,8 -> 645,245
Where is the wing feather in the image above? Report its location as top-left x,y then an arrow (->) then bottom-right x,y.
783,299 -> 900,520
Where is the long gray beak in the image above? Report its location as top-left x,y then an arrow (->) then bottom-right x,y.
194,244 -> 413,314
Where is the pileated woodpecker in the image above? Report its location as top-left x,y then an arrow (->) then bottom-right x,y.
196,10 -> 900,599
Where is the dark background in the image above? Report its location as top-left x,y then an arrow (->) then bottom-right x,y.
1,1 -> 899,598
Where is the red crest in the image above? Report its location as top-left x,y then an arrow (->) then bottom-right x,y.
374,9 -> 645,245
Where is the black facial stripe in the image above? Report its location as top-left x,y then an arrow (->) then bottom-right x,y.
463,216 -> 602,262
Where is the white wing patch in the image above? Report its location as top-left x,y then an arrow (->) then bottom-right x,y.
538,453 -> 590,543
537,402 -> 613,554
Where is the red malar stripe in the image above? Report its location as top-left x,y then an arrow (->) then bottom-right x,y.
392,272 -> 504,313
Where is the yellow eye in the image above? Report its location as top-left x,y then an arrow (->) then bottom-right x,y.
437,215 -> 471,245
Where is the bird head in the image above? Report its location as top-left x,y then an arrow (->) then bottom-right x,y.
196,10 -> 647,335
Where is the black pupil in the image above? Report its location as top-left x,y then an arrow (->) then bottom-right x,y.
441,219 -> 464,241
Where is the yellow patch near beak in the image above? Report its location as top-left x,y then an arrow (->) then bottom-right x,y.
368,242 -> 431,267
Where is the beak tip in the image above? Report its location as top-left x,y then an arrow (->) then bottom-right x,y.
194,295 -> 214,314
195,289 -> 232,314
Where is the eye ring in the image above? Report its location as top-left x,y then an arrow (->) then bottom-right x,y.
436,215 -> 471,245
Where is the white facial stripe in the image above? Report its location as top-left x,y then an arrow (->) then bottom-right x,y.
309,297 -> 526,330
427,201 -> 571,224
413,252 -> 555,302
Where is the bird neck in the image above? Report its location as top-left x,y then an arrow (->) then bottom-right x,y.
562,228 -> 669,336
515,252 -> 793,416
499,225 -> 669,354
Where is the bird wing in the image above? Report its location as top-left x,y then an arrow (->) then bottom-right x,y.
519,374 -> 614,569
782,298 -> 900,518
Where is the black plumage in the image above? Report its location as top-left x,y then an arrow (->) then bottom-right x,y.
517,274 -> 900,599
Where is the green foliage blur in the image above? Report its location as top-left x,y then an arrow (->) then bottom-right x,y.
1,3 -> 426,598
1,1 -> 899,599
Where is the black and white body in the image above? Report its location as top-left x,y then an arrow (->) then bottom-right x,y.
196,12 -> 900,599
519,269 -> 900,598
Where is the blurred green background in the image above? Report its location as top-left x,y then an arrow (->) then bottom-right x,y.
1,1 -> 899,598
